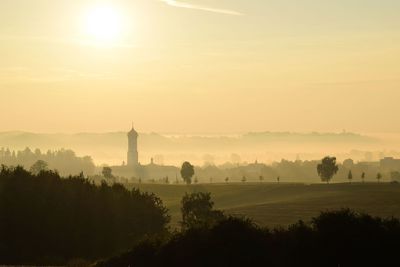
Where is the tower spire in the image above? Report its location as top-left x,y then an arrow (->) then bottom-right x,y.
127,124 -> 138,166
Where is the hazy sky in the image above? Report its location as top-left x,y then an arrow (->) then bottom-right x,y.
1,0 -> 399,134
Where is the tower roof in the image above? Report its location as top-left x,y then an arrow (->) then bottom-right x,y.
128,125 -> 138,136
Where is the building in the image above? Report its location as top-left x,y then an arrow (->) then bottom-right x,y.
127,126 -> 139,166
380,157 -> 400,172
110,126 -> 179,181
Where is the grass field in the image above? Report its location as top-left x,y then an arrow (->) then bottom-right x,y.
129,182 -> 400,228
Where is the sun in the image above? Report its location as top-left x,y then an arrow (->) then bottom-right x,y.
85,5 -> 124,43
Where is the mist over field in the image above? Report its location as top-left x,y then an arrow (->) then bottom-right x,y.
1,130 -> 399,166
2,0 -> 400,266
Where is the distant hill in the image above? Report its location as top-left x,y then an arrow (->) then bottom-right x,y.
243,131 -> 375,143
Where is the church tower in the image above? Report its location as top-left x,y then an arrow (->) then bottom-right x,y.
127,125 -> 138,166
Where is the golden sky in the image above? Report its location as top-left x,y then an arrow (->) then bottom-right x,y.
1,0 -> 399,134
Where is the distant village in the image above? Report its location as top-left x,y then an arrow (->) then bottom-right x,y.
101,127 -> 400,184
2,127 -> 400,184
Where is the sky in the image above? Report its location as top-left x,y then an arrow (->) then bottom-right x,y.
0,0 -> 399,134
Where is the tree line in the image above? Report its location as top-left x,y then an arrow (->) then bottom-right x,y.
0,147 -> 95,176
178,158 -> 387,185
134,157 -> 394,185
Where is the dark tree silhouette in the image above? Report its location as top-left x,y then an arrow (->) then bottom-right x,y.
348,170 -> 353,184
180,161 -> 194,185
377,172 -> 382,183
361,172 -> 366,183
242,176 -> 247,183
0,165 -> 170,265
180,192 -> 224,230
29,160 -> 49,175
317,156 -> 339,184
98,208 -> 400,267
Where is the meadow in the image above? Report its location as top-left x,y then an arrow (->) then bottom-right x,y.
131,182 -> 400,228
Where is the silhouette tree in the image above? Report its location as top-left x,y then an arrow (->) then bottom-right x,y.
180,192 -> 224,230
361,172 -> 366,183
102,166 -> 113,180
317,156 -> 339,184
29,160 -> 48,175
180,161 -> 194,185
259,175 -> 264,183
348,170 -> 353,184
225,177 -> 229,183
165,176 -> 169,184
277,176 -> 280,184
242,176 -> 247,183
377,172 -> 382,183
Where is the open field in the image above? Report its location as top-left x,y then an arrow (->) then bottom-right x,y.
129,182 -> 400,228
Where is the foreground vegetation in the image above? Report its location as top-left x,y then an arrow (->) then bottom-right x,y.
0,166 -> 169,265
98,209 -> 400,267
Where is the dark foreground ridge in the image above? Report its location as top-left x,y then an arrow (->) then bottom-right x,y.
97,210 -> 400,267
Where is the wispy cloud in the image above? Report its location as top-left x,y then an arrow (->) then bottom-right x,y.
160,0 -> 243,16
0,34 -> 137,49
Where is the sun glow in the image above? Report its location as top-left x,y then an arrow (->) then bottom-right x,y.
85,5 -> 124,43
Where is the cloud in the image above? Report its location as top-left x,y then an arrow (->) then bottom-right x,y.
0,34 -> 136,49
160,0 -> 243,16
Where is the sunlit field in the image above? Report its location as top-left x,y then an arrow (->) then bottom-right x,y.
131,182 -> 400,227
